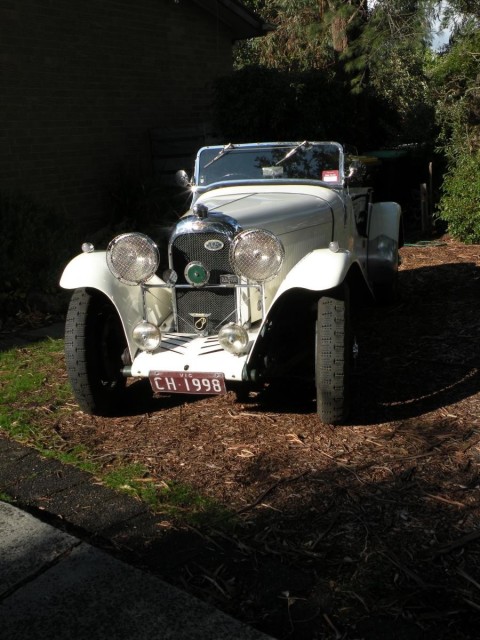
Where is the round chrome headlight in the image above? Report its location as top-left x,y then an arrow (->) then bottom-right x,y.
106,233 -> 159,285
218,323 -> 249,355
230,229 -> 284,282
132,321 -> 161,351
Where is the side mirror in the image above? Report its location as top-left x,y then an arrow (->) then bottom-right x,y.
175,170 -> 192,188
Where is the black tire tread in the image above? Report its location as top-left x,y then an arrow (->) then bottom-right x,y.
316,285 -> 350,424
65,288 -> 126,416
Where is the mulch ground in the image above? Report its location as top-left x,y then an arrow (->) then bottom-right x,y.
13,238 -> 480,638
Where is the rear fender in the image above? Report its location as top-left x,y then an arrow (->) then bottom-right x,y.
367,202 -> 402,285
60,252 -> 172,358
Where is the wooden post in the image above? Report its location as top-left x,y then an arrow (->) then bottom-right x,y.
420,183 -> 429,233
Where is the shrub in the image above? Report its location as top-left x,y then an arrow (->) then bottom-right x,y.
436,151 -> 480,244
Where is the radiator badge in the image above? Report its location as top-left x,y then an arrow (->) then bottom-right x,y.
189,313 -> 211,334
185,261 -> 210,286
204,239 -> 224,251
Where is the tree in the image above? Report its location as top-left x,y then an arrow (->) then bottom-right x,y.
235,0 -> 367,72
344,0 -> 436,90
431,26 -> 480,157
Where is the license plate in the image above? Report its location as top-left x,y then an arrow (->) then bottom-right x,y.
149,371 -> 226,395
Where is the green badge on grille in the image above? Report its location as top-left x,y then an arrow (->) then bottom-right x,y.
185,261 -> 210,286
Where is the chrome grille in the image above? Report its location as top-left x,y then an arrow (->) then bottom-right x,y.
172,232 -> 231,283
171,232 -> 236,333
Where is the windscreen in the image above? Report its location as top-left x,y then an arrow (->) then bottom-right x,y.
196,143 -> 342,187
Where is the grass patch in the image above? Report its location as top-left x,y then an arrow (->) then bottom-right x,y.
103,463 -> 159,509
103,466 -> 234,526
41,444 -> 100,475
157,481 -> 234,528
0,338 -> 72,442
0,338 -> 234,527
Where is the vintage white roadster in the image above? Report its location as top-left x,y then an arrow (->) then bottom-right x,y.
60,141 -> 402,424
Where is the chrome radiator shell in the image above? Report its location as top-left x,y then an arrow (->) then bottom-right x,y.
168,214 -> 242,334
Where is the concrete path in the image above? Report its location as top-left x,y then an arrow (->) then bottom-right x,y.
0,500 -> 272,640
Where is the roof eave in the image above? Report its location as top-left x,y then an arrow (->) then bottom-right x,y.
192,0 -> 271,39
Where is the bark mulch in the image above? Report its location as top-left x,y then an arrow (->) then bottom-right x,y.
6,237 -> 480,639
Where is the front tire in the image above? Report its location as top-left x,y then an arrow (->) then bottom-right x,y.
315,284 -> 351,424
64,288 -> 128,416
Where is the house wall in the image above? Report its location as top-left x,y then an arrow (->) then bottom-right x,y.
0,0 -> 234,228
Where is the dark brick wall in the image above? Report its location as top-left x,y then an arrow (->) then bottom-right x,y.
0,0 -> 234,227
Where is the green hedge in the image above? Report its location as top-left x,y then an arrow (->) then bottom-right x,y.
437,151 -> 480,244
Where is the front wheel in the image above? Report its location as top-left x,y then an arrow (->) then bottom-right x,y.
64,288 -> 128,416
315,284 -> 351,424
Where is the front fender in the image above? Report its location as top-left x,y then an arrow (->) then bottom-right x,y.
244,248 -> 362,381
272,247 -> 355,304
60,252 -> 172,357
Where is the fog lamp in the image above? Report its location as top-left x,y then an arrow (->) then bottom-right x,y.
218,323 -> 249,355
132,321 -> 161,352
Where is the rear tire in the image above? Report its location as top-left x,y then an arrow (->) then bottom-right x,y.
315,284 -> 351,424
64,288 -> 128,416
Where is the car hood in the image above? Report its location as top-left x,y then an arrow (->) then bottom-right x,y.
194,185 -> 339,237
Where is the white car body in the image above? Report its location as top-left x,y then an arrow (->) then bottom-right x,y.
60,141 -> 402,423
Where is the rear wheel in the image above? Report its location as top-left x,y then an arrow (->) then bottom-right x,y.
64,288 -> 128,416
315,284 -> 351,424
